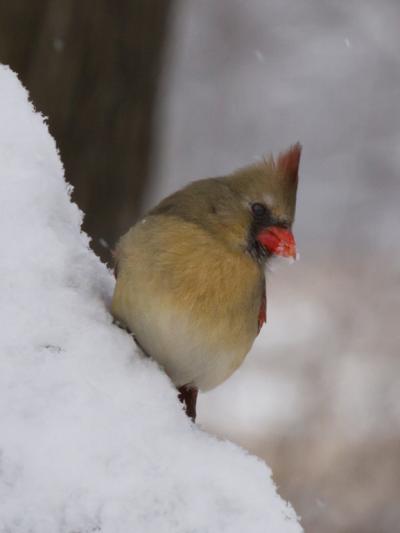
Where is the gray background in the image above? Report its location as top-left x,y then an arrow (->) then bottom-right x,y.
149,2 -> 400,532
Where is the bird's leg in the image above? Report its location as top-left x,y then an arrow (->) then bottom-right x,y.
177,385 -> 198,422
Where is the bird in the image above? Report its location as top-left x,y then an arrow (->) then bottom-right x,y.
112,144 -> 301,421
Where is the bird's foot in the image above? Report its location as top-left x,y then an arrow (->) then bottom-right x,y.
177,385 -> 198,422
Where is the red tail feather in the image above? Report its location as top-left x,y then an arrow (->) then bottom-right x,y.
258,286 -> 267,334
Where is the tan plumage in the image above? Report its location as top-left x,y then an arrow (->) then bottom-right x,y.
112,144 -> 301,416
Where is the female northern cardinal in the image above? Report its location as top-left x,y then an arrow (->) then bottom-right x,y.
112,144 -> 301,421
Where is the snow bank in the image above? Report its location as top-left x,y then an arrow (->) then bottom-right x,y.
0,66 -> 302,533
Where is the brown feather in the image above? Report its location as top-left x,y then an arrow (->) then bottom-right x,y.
112,144 -> 301,391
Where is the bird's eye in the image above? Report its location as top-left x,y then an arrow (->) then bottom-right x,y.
251,203 -> 267,217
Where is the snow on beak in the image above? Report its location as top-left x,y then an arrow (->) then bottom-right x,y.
256,226 -> 297,259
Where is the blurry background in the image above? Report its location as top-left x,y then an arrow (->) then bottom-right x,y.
1,1 -> 399,532
0,0 -> 172,262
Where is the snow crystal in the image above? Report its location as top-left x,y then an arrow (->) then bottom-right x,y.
254,49 -> 265,63
0,65 -> 302,533
98,237 -> 110,249
53,38 -> 65,52
344,37 -> 351,48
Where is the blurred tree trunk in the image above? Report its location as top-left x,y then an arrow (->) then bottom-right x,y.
0,0 -> 172,264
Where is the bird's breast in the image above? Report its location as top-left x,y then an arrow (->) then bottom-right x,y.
112,216 -> 264,390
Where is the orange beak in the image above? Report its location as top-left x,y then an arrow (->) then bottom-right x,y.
256,226 -> 296,259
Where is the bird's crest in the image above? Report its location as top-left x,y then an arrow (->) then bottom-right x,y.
275,143 -> 302,183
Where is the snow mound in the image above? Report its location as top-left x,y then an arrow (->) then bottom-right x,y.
0,66 -> 302,533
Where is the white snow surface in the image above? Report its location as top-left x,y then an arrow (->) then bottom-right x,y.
0,66 -> 302,533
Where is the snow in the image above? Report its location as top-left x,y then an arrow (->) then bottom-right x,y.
0,65 -> 302,533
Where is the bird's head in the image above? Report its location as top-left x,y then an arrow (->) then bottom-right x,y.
151,143 -> 301,264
